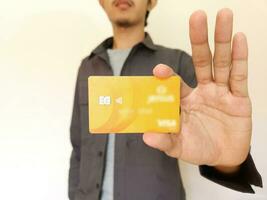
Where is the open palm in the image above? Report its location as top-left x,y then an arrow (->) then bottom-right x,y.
143,9 -> 252,169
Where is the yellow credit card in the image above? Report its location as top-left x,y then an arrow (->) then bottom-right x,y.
88,76 -> 180,134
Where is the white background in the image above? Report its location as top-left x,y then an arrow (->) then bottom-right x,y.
0,0 -> 266,199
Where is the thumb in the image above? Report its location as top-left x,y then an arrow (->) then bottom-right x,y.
153,64 -> 193,98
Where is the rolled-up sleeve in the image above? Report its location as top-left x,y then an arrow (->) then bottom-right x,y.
199,153 -> 263,193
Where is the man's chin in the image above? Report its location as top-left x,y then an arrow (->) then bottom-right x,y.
115,19 -> 135,28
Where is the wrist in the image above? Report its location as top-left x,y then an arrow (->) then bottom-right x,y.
214,165 -> 240,175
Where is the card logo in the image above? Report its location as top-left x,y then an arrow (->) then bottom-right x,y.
115,97 -> 123,104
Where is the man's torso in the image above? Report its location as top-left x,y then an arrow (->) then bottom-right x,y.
73,35 -> 196,200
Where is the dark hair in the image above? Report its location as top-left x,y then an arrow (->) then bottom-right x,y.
145,11 -> 150,27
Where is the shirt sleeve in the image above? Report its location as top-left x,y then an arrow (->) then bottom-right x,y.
199,153 -> 263,193
178,51 -> 263,193
177,51 -> 197,88
68,61 -> 84,200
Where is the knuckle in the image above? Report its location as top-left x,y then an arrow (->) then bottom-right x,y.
214,58 -> 231,68
194,59 -> 210,68
230,74 -> 247,82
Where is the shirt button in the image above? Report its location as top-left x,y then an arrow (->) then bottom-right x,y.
98,151 -> 103,157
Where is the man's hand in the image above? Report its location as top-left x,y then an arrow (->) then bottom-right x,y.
143,8 -> 252,170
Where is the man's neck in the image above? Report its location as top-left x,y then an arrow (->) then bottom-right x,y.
112,23 -> 145,49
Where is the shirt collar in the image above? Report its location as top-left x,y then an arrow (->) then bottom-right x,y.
90,32 -> 157,57
142,33 -> 158,51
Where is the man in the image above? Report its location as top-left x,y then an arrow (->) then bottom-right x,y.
68,0 -> 262,199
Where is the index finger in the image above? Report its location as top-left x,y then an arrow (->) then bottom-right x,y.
189,10 -> 213,84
